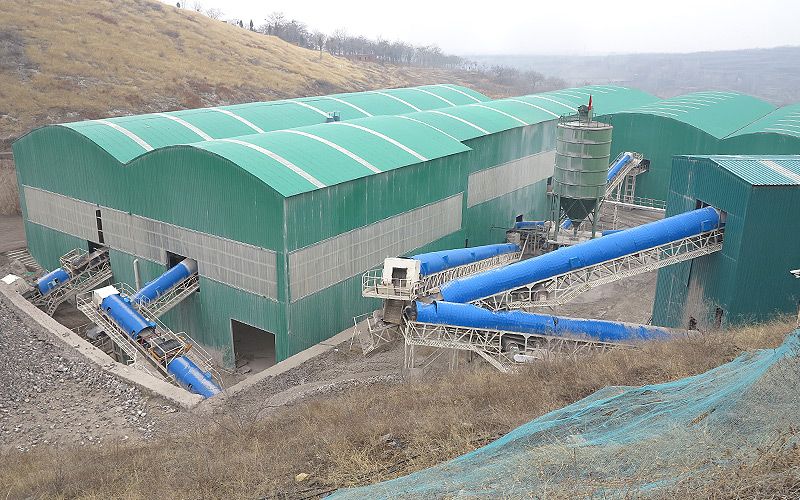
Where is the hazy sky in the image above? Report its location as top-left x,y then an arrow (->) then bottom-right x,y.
175,0 -> 799,56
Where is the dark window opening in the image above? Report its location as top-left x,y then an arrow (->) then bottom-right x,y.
714,307 -> 724,328
88,240 -> 104,253
166,250 -> 186,269
688,317 -> 697,330
515,214 -> 524,223
231,319 -> 276,374
95,209 -> 104,244
391,267 -> 407,286
465,238 -> 469,248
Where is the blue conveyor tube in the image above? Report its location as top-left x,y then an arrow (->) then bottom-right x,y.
36,268 -> 71,295
101,293 -> 156,340
411,243 -> 519,276
413,301 -> 670,342
607,152 -> 633,183
440,207 -> 721,304
131,258 -> 197,304
167,356 -> 221,398
514,220 -> 546,229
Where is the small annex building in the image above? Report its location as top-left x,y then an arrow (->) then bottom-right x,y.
652,155 -> 800,329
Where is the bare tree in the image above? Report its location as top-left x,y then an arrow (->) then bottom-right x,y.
313,31 -> 327,58
205,7 -> 224,20
191,1 -> 202,12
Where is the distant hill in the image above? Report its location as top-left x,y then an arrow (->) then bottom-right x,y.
0,0 -> 524,147
469,47 -> 800,105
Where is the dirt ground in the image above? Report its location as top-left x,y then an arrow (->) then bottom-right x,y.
0,215 -> 25,253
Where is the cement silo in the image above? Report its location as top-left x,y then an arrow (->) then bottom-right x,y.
550,104 -> 612,240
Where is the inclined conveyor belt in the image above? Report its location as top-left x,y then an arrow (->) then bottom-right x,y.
411,301 -> 671,343
439,207 -> 722,304
411,243 -> 519,276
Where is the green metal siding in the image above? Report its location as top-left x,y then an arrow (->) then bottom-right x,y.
653,155 -> 800,328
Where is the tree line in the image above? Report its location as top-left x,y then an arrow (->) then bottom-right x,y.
177,4 -> 566,93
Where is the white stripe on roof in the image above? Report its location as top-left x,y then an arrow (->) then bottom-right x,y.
759,159 -> 800,183
155,113 -> 213,141
428,110 -> 490,134
209,108 -> 265,133
430,84 -> 482,102
581,86 -> 610,94
292,100 -> 332,117
525,95 -> 576,111
638,110 -> 681,117
765,127 -> 800,135
219,138 -> 325,188
775,119 -> 800,126
324,97 -> 373,117
636,106 -> 687,114
334,122 -> 427,161
406,87 -> 456,106
664,98 -> 714,105
551,90 -> 590,98
279,130 -> 381,174
505,99 -> 560,118
96,120 -> 153,151
646,103 -> 701,110
471,104 -> 529,126
372,91 -> 422,111
396,116 -> 461,142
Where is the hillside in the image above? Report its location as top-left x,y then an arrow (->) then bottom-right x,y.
0,0 -> 520,148
471,47 -> 800,105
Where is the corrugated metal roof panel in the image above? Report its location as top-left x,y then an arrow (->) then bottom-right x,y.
726,103 -> 800,138
188,117 -> 470,197
694,155 -> 800,185
620,92 -> 776,138
55,84 -> 488,163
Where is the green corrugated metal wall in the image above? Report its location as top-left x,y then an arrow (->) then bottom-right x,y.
652,156 -> 800,328
606,114 -> 719,202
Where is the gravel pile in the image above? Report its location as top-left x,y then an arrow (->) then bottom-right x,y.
0,295 -> 176,452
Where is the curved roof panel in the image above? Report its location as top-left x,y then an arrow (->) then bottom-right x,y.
399,85 -> 659,141
185,115 -> 470,197
618,91 -> 775,138
58,84 -> 488,163
726,104 -> 800,139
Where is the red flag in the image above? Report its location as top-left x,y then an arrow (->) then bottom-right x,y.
588,95 -> 593,110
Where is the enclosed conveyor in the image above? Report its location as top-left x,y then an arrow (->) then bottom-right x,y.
440,206 -> 722,304
362,243 -> 521,302
131,258 -> 200,317
410,301 -> 670,343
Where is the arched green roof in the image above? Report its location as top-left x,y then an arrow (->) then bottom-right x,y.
726,104 -> 800,139
165,115 -> 470,197
396,85 -> 659,141
51,84 -> 487,163
617,91 -> 776,139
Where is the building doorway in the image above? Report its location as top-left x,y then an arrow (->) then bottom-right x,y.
231,319 -> 276,374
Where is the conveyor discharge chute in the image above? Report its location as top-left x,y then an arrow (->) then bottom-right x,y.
440,207 -> 722,304
411,301 -> 671,342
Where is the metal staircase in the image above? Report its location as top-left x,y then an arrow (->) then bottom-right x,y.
476,228 -> 724,310
351,310 -> 399,355
6,249 -> 43,272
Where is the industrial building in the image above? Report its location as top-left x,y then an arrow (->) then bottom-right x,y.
722,104 -> 800,155
652,155 -> 800,329
605,92 -> 777,202
13,81 -> 800,374
13,84 -> 654,367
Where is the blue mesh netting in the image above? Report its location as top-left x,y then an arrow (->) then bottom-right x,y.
332,329 -> 800,498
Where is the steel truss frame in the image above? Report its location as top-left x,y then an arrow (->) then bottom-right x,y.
403,321 -> 627,373
134,274 -> 200,317
476,228 -> 724,310
33,258 -> 112,315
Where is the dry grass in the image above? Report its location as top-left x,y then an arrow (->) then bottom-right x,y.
0,318 -> 795,499
0,0 -> 520,145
